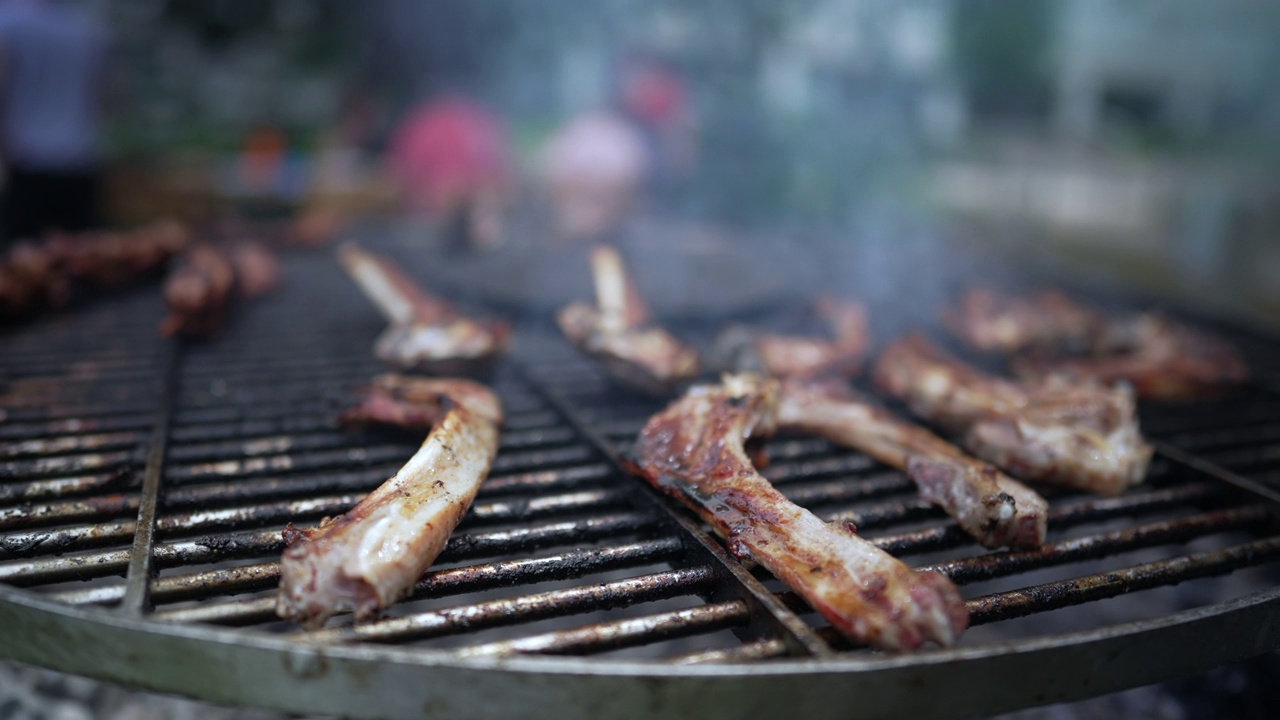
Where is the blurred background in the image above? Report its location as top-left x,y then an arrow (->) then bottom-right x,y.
2,2 -> 1280,719
3,0 -> 1277,325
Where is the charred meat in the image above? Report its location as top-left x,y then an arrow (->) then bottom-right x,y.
777,379 -> 1047,549
947,287 -> 1248,399
557,245 -> 700,395
945,288 -> 1103,355
874,334 -> 1151,496
161,244 -> 236,338
625,374 -> 968,650
714,298 -> 868,380
339,243 -> 510,373
1016,314 -> 1249,401
0,220 -> 189,318
277,378 -> 503,627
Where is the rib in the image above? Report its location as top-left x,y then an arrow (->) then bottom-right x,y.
557,245 -> 700,395
160,244 -> 236,338
713,298 -> 868,380
277,377 -> 503,627
624,374 -> 968,650
1015,314 -> 1249,401
339,243 -> 510,373
946,287 -> 1248,399
777,379 -> 1047,549
945,288 -> 1104,355
873,334 -> 1152,496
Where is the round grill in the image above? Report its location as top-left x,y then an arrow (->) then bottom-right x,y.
3,241 -> 1280,719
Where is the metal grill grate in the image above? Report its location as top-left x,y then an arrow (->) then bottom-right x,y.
2,243 -> 1280,719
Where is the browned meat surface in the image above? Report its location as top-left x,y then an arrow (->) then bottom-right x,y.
946,288 -> 1105,355
339,243 -> 510,373
777,379 -> 1047,549
228,241 -> 282,298
56,220 -> 191,289
713,298 -> 868,380
624,374 -> 968,650
874,334 -> 1151,496
278,378 -> 503,628
161,244 -> 236,338
339,373 -> 500,431
557,245 -> 700,395
0,220 -> 189,318
947,287 -> 1248,399
1016,314 -> 1249,401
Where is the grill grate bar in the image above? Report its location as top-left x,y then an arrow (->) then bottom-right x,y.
455,601 -> 750,658
667,637 -> 791,664
871,482 -> 1222,557
967,536 -> 1280,625
0,469 -> 138,505
1153,441 -> 1280,504
118,345 -> 179,615
0,511 -> 662,586
926,506 -> 1270,584
0,432 -> 143,459
53,536 -> 688,615
300,566 -> 718,645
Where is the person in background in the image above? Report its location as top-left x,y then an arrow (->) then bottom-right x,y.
385,96 -> 513,253
0,0 -> 109,247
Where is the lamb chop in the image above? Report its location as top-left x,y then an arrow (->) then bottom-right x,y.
339,243 -> 510,373
278,378 -> 503,627
160,244 -> 236,338
713,298 -> 868,380
339,373 -> 501,431
777,379 -> 1047,549
947,287 -> 1248,399
945,288 -> 1103,355
624,374 -> 968,650
874,334 -> 1151,496
557,245 -> 700,395
1015,313 -> 1249,401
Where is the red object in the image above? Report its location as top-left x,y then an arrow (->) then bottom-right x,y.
623,65 -> 687,128
386,97 -> 512,216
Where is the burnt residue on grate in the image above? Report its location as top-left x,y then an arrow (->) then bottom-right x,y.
2,246 -> 1280,671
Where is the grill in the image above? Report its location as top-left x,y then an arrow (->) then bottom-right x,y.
3,237 -> 1280,720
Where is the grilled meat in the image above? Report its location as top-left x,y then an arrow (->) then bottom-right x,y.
557,245 -> 700,395
229,241 -> 281,298
624,374 -> 968,650
1016,314 -> 1249,401
278,378 -> 503,628
946,288 -> 1104,355
947,288 -> 1248,399
339,373 -> 501,431
713,298 -> 868,380
874,334 -> 1151,496
0,220 -> 189,318
339,243 -> 510,373
57,220 -> 191,289
777,379 -> 1046,549
161,244 -> 236,338
0,242 -> 69,314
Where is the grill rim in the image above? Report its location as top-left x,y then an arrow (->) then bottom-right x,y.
2,581 -> 1278,719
